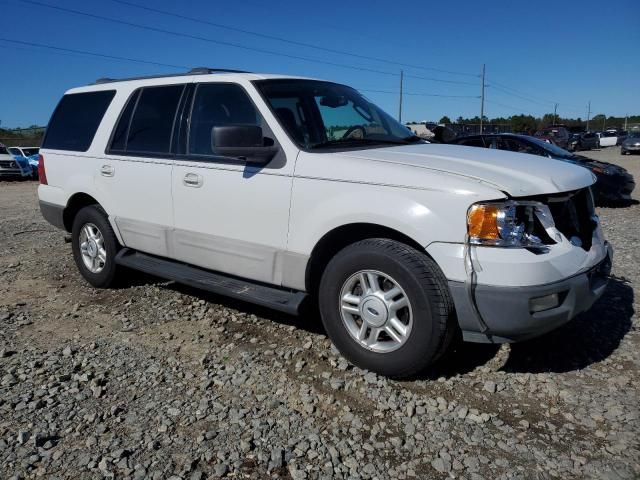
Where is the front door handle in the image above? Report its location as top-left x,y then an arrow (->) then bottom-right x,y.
100,164 -> 115,177
183,172 -> 203,187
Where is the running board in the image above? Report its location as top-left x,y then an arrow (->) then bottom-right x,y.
115,248 -> 306,315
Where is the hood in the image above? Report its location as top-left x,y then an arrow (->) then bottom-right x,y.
338,143 -> 595,197
623,137 -> 640,146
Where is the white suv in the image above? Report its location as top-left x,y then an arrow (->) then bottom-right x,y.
38,68 -> 612,377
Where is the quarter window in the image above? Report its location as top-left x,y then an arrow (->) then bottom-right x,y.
188,83 -> 260,156
43,90 -> 115,151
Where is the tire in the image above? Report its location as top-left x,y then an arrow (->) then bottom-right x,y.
71,205 -> 121,288
318,238 -> 455,378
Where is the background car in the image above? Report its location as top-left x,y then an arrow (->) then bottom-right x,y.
534,125 -> 571,149
621,130 -> 640,155
9,146 -> 40,178
452,133 -> 635,203
568,131 -> 599,151
0,143 -> 31,179
596,130 -> 618,147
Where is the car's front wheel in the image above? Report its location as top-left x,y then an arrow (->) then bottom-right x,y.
319,238 -> 455,378
71,205 -> 121,288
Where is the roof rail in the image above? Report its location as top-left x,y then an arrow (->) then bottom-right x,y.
188,67 -> 250,74
92,67 -> 251,85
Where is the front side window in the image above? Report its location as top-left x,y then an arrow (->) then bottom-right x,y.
458,137 -> 485,147
499,138 -> 542,156
43,90 -> 115,151
188,83 -> 260,156
9,148 -> 22,156
255,79 -> 420,150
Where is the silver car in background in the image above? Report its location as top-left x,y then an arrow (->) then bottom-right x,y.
621,130 -> 640,155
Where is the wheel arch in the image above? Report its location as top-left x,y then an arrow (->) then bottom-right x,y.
63,192 -> 102,232
304,222 -> 427,295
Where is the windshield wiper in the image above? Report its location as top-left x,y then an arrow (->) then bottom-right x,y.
310,138 -> 412,150
401,135 -> 424,143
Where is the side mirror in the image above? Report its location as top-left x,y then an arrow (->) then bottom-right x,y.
212,125 -> 278,164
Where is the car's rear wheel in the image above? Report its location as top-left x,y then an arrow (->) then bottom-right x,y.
318,238 -> 455,378
71,205 -> 121,288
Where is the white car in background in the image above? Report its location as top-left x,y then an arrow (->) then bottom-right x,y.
597,131 -> 618,147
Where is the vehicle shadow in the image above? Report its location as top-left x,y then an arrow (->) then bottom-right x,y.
122,271 -> 633,378
166,282 -> 327,335
501,276 -> 634,374
597,198 -> 639,208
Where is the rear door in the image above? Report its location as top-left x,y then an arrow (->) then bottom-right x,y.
170,81 -> 294,285
99,83 -> 187,257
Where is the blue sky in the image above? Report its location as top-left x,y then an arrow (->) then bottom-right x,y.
1,0 -> 638,128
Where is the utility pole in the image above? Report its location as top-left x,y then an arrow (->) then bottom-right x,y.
553,103 -> 558,125
624,115 -> 628,131
398,69 -> 404,124
479,64 -> 485,134
586,101 -> 591,131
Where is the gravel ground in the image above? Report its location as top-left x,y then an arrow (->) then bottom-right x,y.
1,147 -> 638,480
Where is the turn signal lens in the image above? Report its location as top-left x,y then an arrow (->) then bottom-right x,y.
467,204 -> 500,239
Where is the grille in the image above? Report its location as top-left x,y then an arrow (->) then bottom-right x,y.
0,160 -> 17,168
545,188 -> 596,251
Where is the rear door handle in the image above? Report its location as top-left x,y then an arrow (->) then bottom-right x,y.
100,164 -> 115,177
183,172 -> 203,187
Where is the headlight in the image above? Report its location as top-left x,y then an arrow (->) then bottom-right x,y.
592,166 -> 616,175
467,201 -> 549,247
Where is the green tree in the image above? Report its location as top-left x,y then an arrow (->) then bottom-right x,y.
438,116 -> 452,124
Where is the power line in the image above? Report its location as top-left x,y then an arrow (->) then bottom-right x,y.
0,38 -> 477,102
359,89 -> 480,98
488,79 -> 585,113
17,0 -> 477,86
484,99 -> 543,116
0,38 -> 188,70
487,83 -> 553,107
488,79 -> 557,105
109,0 -> 479,78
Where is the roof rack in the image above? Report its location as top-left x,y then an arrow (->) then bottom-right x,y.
92,67 -> 251,85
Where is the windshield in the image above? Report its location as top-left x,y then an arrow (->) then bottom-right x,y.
526,136 -> 574,159
255,79 -> 420,150
22,148 -> 39,156
628,131 -> 640,138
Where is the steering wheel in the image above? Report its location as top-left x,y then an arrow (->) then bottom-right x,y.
342,125 -> 366,140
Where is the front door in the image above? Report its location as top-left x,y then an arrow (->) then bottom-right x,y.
171,82 -> 294,285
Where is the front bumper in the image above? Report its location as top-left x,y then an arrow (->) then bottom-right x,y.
0,167 -> 30,178
449,243 -> 612,343
596,173 -> 635,201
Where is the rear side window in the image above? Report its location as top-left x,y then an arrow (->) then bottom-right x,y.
125,85 -> 184,154
43,90 -> 115,151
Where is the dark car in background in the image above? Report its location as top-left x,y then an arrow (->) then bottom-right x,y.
451,133 -> 635,204
568,131 -> 599,151
535,125 -> 571,149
